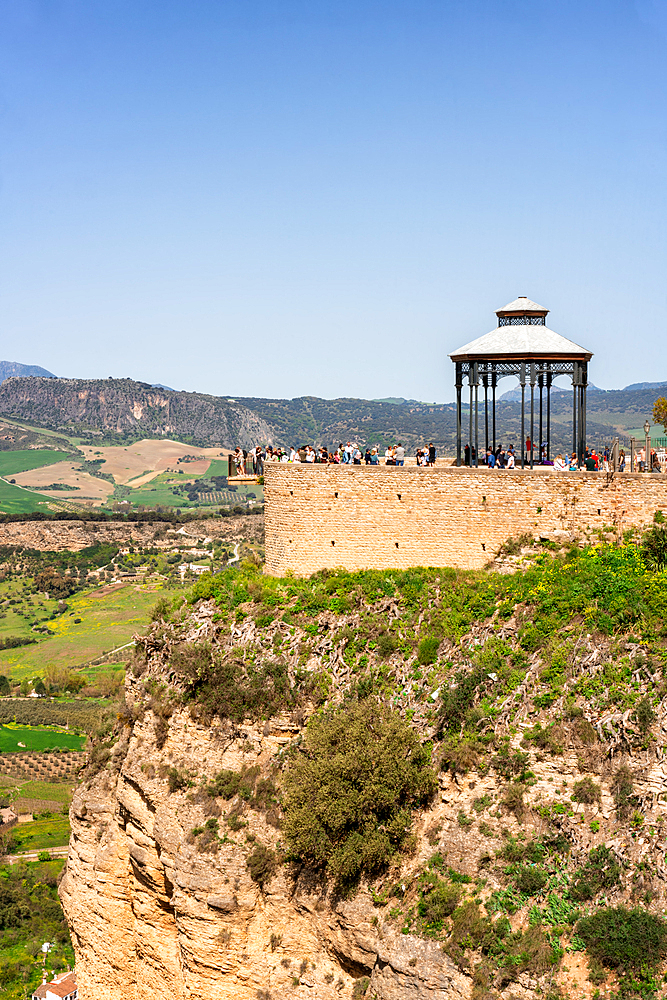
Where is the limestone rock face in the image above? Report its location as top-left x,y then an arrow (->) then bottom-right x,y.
59,705 -> 473,1000
59,608 -> 667,1000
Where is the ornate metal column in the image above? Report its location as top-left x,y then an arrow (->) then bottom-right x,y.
546,368 -> 552,462
483,373 -> 489,456
580,361 -> 588,465
473,362 -> 479,467
456,363 -> 463,467
538,371 -> 543,464
572,361 -> 579,455
468,368 -> 474,467
520,363 -> 526,469
492,368 -> 497,453
529,363 -> 536,470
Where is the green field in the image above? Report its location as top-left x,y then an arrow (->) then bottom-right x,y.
206,458 -> 231,477
0,479 -> 51,514
126,479 -> 197,507
0,582 -> 158,679
0,725 -> 85,753
0,580 -> 60,640
0,449 -> 72,476
1,779 -> 74,802
11,815 -> 71,851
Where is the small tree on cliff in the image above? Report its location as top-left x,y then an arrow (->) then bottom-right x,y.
282,699 -> 437,892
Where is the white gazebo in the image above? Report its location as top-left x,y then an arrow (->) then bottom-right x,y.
449,297 -> 593,467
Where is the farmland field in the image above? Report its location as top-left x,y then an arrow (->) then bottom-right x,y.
0,449 -> 72,476
126,477 -> 198,507
0,725 -> 85,753
0,582 -> 158,678
11,815 -> 71,851
11,780 -> 74,803
13,461 -> 113,504
0,479 -> 50,513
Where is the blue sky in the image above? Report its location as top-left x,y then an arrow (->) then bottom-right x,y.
0,0 -> 666,401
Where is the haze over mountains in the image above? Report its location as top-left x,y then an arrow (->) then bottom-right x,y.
0,363 -> 664,453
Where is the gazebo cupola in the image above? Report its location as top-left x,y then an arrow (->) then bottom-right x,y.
496,296 -> 549,326
449,297 -> 593,468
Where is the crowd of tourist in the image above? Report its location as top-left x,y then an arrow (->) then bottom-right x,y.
466,440 -> 667,472
231,441 -> 438,474
231,440 -> 665,475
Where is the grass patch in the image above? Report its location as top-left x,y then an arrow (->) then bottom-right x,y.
0,725 -> 85,753
0,583 -> 157,678
10,816 -> 70,851
0,450 -> 72,477
0,480 -> 51,514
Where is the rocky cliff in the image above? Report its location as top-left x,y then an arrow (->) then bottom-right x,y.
0,377 -> 273,448
0,514 -> 263,552
59,541 -> 667,999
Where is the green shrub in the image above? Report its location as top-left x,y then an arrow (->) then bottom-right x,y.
634,696 -> 656,736
418,876 -> 461,929
167,766 -> 189,793
500,837 -> 544,864
514,865 -> 547,895
282,699 -> 436,891
572,777 -> 601,805
497,925 -> 558,987
246,843 -> 278,887
493,750 -> 531,781
417,636 -> 439,666
208,768 -> 245,799
642,524 -> 667,570
502,783 -> 526,821
611,764 -> 635,819
377,632 -> 397,658
523,722 -> 564,754
577,907 -> 667,984
437,666 -> 487,735
175,643 -> 295,722
440,738 -> 481,776
570,845 -> 622,901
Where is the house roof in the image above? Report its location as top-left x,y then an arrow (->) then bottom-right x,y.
496,296 -> 549,315
33,971 -> 77,1000
449,325 -> 592,362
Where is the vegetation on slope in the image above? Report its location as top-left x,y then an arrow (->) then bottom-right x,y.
282,700 -> 437,891
0,860 -> 74,1000
101,513 -> 667,996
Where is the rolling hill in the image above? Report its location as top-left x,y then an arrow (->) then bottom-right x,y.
0,374 -> 663,456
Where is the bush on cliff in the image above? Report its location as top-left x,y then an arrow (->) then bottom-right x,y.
172,643 -> 295,722
282,699 -> 437,892
577,906 -> 667,994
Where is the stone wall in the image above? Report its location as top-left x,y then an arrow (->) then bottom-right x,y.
264,465 -> 667,574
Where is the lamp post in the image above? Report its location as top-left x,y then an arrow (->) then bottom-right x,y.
644,420 -> 651,472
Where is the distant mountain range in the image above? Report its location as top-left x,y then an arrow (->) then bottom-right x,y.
0,364 -> 664,454
0,361 -> 56,382
499,380 -> 667,401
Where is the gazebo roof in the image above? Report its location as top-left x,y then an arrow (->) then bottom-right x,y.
450,325 -> 592,362
496,296 -> 548,315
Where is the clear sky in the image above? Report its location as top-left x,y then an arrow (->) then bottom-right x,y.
0,0 -> 666,402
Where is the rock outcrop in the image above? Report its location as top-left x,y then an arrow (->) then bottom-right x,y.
59,556 -> 667,1000
59,703 -> 473,999
0,377 -> 274,448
